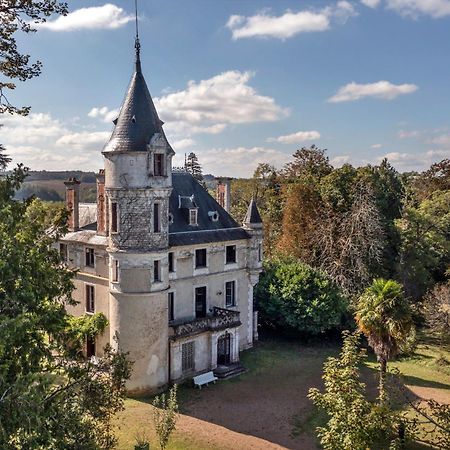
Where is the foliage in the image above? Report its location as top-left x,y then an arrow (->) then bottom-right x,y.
283,145 -> 332,180
185,152 -> 203,182
0,142 -> 11,170
0,0 -> 68,115
152,384 -> 179,450
423,281 -> 450,342
0,165 -> 132,449
355,279 -> 414,401
255,257 -> 348,335
308,331 -> 406,449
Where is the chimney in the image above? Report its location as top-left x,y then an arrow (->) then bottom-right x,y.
96,169 -> 106,235
216,177 -> 231,212
64,177 -> 81,231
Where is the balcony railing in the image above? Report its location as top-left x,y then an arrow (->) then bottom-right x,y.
170,307 -> 241,339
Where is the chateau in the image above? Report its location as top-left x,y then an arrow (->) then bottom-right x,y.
60,37 -> 263,394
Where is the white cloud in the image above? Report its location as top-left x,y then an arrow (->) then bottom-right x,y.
38,4 -> 134,32
172,138 -> 196,150
88,106 -> 119,123
431,133 -> 450,146
371,143 -> 382,148
154,70 -> 289,138
267,130 -> 321,144
56,131 -> 111,149
398,129 -> 420,139
328,80 -> 418,102
361,0 -> 381,7
226,1 -> 357,40
331,154 -> 351,166
386,0 -> 450,18
377,149 -> 450,171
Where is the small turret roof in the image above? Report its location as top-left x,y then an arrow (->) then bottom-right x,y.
103,40 -> 171,153
244,197 -> 263,225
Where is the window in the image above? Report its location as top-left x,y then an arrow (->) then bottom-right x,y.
182,341 -> 195,373
225,245 -> 236,264
86,285 -> 95,313
195,249 -> 207,268
168,292 -> 174,322
154,154 -> 164,176
59,243 -> 67,262
154,260 -> 161,282
154,203 -> 161,233
225,281 -> 236,307
85,247 -> 95,267
168,252 -> 174,273
112,259 -> 119,282
258,243 -> 263,262
111,202 -> 118,233
86,335 -> 96,358
195,286 -> 207,318
189,208 -> 198,226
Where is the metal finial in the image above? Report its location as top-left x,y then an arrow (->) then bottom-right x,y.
134,0 -> 141,61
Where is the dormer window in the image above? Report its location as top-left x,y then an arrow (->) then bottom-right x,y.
208,211 -> 219,222
189,208 -> 198,226
154,154 -> 164,176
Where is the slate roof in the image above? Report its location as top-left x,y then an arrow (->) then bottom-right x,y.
244,197 -> 263,224
102,47 -> 172,154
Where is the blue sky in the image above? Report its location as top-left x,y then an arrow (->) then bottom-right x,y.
2,0 -> 450,177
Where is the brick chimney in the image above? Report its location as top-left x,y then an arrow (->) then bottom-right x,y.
96,169 -> 106,235
216,178 -> 231,212
64,177 -> 80,231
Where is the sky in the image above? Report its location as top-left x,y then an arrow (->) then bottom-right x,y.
1,0 -> 450,177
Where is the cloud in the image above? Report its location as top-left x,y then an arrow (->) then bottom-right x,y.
378,149 -> 450,170
386,0 -> 450,18
398,129 -> 421,139
172,138 -> 196,150
88,106 -> 119,123
361,0 -> 381,7
371,143 -> 382,148
56,131 -> 111,149
38,4 -> 134,32
154,70 -> 289,138
431,133 -> 450,146
226,1 -> 357,40
331,155 -> 351,166
267,130 -> 321,144
328,80 -> 418,102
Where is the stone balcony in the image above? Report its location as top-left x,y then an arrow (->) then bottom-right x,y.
169,307 -> 241,339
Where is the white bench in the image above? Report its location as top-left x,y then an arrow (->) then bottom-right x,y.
193,371 -> 218,389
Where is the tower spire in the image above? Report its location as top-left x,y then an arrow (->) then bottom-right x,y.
134,0 -> 141,70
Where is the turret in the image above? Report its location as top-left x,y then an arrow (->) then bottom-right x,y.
243,197 -> 263,270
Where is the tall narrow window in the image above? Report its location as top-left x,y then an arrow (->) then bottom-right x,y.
225,245 -> 237,264
85,247 -> 95,267
111,202 -> 118,233
182,341 -> 195,373
154,203 -> 161,233
60,243 -> 68,262
168,252 -> 174,273
225,281 -> 236,307
195,249 -> 207,268
154,154 -> 164,176
258,243 -> 263,262
189,208 -> 198,226
168,292 -> 174,322
154,260 -> 161,282
86,336 -> 96,358
86,285 -> 95,313
112,259 -> 119,282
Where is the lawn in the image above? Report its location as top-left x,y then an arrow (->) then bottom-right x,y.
114,336 -> 450,450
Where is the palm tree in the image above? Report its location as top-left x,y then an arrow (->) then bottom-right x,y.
355,278 -> 413,402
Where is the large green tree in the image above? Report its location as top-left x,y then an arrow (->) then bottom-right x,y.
355,279 -> 414,402
0,166 -> 131,449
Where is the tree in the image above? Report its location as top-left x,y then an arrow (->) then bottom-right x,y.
423,281 -> 450,343
152,384 -> 179,450
283,145 -> 332,180
308,332 -> 404,449
185,152 -> 203,182
255,257 -> 348,336
0,166 -> 132,448
0,143 -> 11,170
0,0 -> 68,115
355,279 -> 414,402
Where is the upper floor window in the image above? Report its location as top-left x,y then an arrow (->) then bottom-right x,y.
168,292 -> 174,322
195,249 -> 207,269
168,252 -> 175,273
225,245 -> 236,264
85,285 -> 95,313
154,154 -> 164,176
154,260 -> 161,282
154,203 -> 161,233
112,259 -> 119,282
189,208 -> 198,226
258,243 -> 263,262
225,281 -> 236,307
85,248 -> 95,267
111,202 -> 118,233
60,243 -> 68,262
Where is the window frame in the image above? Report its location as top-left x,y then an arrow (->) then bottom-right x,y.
85,247 -> 95,268
154,153 -> 164,176
112,259 -> 119,282
85,284 -> 95,313
181,341 -> 195,373
189,208 -> 198,226
153,202 -> 161,233
225,280 -> 236,307
195,248 -> 207,269
225,245 -> 237,265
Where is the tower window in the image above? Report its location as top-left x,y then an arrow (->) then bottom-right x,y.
112,259 -> 119,282
60,243 -> 68,262
258,243 -> 263,262
225,245 -> 236,264
154,203 -> 161,233
85,285 -> 95,313
154,154 -> 164,176
168,252 -> 175,273
189,208 -> 198,226
195,248 -> 207,268
168,292 -> 174,322
111,202 -> 118,233
154,260 -> 161,282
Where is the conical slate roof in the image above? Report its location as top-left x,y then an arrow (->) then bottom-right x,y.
103,44 -> 167,153
244,197 -> 262,225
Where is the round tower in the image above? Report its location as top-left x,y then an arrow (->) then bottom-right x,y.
102,36 -> 174,394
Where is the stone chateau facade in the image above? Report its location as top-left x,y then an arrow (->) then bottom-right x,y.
59,39 -> 263,394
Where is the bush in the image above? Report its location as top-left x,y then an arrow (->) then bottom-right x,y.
255,257 -> 348,336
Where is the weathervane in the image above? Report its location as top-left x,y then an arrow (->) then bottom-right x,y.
134,0 -> 141,59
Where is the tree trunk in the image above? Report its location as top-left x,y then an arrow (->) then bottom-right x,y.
379,356 -> 387,403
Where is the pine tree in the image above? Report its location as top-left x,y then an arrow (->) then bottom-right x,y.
185,152 -> 203,182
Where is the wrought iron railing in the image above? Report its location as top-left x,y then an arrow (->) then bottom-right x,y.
170,307 -> 241,339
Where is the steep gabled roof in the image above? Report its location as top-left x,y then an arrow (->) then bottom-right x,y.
244,197 -> 263,225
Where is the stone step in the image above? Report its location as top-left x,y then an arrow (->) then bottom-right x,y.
213,363 -> 247,380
